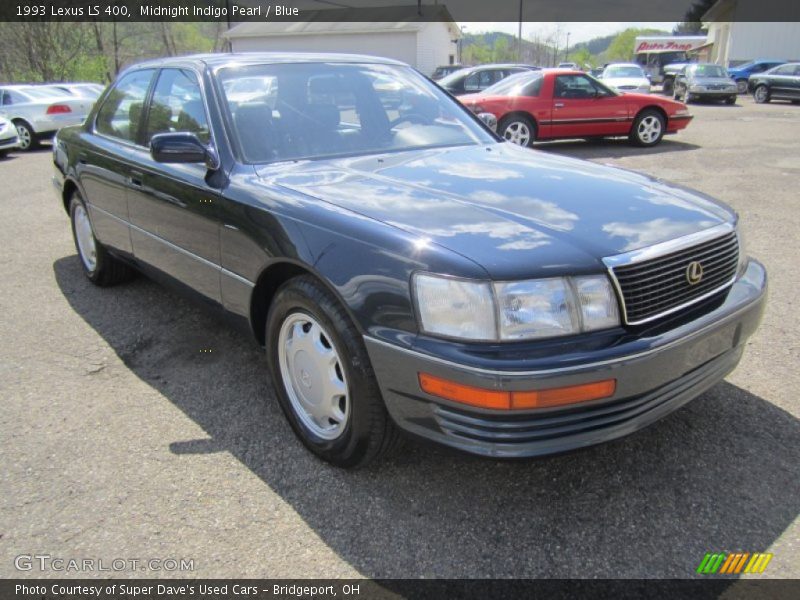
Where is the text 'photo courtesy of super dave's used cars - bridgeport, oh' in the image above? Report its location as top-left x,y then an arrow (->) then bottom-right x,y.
52,53 -> 766,468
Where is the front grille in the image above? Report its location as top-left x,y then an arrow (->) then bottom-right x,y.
618,85 -> 637,90
610,231 -> 739,324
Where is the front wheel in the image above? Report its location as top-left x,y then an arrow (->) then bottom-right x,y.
14,121 -> 38,151
265,275 -> 401,468
499,115 -> 535,147
725,96 -> 737,105
69,193 -> 135,286
736,80 -> 748,94
629,109 -> 665,147
662,79 -> 674,96
754,85 -> 770,103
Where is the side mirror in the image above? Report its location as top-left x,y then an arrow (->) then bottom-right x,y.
150,132 -> 219,170
477,112 -> 497,132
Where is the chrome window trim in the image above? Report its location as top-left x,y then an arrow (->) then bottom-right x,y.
602,222 -> 738,326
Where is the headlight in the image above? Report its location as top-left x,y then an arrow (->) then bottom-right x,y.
413,273 -> 621,341
413,274 -> 496,340
690,84 -> 705,92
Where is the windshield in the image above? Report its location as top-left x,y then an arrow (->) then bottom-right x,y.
689,64 -> 728,78
218,62 -> 495,164
437,68 -> 470,87
604,65 -> 645,78
481,71 -> 542,96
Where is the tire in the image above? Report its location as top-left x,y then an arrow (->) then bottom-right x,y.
498,115 -> 536,147
684,92 -> 695,103
736,80 -> 748,94
725,96 -> 737,105
69,192 -> 135,286
0,149 -> 7,159
265,275 -> 401,468
13,120 -> 38,151
629,109 -> 665,147
662,79 -> 674,96
754,85 -> 770,104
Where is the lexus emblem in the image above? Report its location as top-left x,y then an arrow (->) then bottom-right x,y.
686,261 -> 704,285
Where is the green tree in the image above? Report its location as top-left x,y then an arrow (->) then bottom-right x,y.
606,29 -> 641,62
570,47 -> 593,69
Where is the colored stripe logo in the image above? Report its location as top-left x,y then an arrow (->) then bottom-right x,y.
696,552 -> 773,574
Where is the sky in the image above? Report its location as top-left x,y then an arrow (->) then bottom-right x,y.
459,22 -> 678,45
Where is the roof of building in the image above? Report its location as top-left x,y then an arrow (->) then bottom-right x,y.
224,4 -> 459,39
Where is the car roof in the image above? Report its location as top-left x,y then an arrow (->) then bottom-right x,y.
603,63 -> 641,68
126,52 -> 408,72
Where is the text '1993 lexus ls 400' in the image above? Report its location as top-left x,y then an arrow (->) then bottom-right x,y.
53,54 -> 767,467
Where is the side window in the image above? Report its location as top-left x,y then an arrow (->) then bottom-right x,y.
554,75 -> 598,99
522,76 -> 544,97
464,70 -> 496,92
145,69 -> 209,144
95,69 -> 155,143
774,65 -> 794,76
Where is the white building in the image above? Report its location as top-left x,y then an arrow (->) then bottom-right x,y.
703,0 -> 800,66
223,5 -> 461,77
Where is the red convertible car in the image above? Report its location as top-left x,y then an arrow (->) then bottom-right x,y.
459,69 -> 693,147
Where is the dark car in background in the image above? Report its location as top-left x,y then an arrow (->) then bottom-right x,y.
437,63 -> 540,96
53,53 -> 766,468
749,62 -> 800,103
728,59 -> 785,94
673,63 -> 738,104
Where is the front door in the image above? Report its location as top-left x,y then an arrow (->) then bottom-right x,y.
127,68 -> 223,305
550,74 -> 630,139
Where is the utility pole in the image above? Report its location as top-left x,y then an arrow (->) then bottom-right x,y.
518,0 -> 523,61
565,31 -> 571,63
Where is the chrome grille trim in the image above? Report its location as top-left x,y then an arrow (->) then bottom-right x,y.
603,223 -> 739,325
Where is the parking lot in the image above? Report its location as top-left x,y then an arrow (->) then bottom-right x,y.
0,95 -> 798,579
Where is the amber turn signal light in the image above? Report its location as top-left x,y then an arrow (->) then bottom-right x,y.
418,373 -> 616,410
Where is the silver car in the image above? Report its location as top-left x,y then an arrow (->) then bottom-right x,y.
0,85 -> 91,150
673,63 -> 738,104
0,115 -> 20,157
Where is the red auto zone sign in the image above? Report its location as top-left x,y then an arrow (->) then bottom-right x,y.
635,38 -> 707,53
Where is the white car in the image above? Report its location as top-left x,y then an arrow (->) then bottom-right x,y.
599,63 -> 651,94
0,85 -> 91,151
0,116 -> 20,157
41,83 -> 105,101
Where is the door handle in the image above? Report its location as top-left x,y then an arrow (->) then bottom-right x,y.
554,102 -> 565,108
128,170 -> 144,189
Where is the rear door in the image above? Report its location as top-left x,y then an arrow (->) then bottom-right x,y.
768,64 -> 796,98
550,74 -> 630,138
127,67 -> 223,305
81,68 -> 157,255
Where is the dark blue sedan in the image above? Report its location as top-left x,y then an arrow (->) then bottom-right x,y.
53,53 -> 766,467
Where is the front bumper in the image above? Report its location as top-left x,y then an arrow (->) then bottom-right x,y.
690,90 -> 737,98
0,134 -> 19,150
365,260 -> 767,458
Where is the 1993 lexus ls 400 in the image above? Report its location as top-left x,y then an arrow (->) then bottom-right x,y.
53,53 -> 766,467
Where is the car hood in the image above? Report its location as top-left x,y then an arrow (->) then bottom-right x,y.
255,143 -> 734,279
689,76 -> 735,85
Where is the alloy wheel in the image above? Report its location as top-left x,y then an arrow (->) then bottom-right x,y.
637,115 -> 662,145
503,121 -> 532,146
15,123 -> 32,150
278,313 -> 349,440
754,86 -> 769,103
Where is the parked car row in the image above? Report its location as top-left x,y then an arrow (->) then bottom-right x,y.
0,82 -> 104,152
